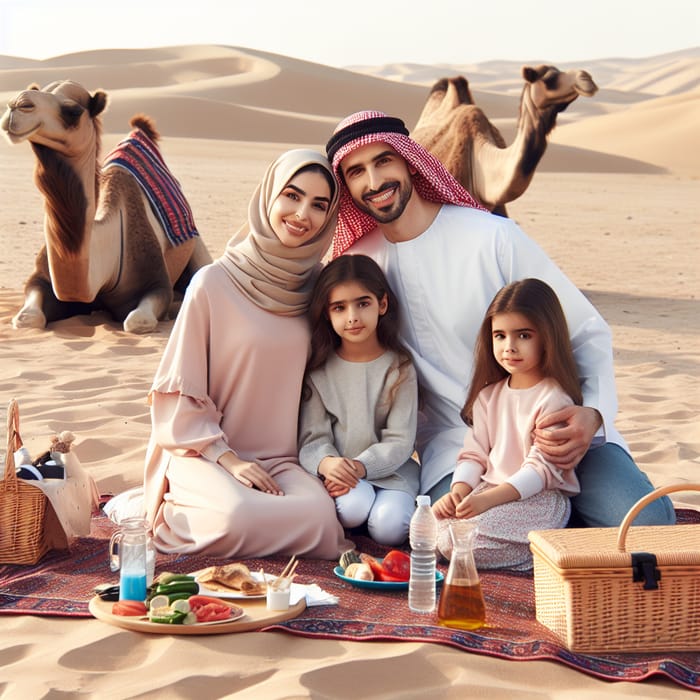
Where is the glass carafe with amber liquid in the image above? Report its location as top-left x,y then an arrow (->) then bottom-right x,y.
437,520 -> 486,630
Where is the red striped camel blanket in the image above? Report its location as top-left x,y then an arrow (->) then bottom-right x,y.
103,129 -> 199,247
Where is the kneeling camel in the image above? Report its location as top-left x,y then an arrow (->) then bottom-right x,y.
1,80 -> 212,333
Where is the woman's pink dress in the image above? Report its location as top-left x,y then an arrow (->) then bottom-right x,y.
143,264 -> 351,559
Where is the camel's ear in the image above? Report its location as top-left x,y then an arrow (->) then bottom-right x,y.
27,83 -> 40,91
88,90 -> 108,118
522,66 -> 537,83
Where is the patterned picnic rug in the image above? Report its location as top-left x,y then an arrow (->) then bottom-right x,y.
1,509 -> 698,690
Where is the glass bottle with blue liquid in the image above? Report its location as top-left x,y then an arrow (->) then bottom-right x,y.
109,517 -> 154,601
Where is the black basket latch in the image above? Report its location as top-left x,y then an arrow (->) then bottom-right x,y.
631,552 -> 661,590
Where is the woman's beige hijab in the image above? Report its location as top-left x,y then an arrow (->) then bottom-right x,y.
216,149 -> 339,316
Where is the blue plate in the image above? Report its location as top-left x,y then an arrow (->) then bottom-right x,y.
333,558 -> 444,590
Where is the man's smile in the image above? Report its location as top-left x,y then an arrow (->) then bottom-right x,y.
364,183 -> 398,207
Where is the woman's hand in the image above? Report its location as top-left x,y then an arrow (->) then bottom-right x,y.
217,451 -> 283,495
533,405 -> 602,470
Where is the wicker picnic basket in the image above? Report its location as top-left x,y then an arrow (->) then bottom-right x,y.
0,399 -> 52,564
528,483 -> 700,653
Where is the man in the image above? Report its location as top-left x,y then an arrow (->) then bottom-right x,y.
325,110 -> 674,528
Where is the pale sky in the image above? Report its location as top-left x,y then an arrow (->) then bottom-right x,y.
0,0 -> 697,67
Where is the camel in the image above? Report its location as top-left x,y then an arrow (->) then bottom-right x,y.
412,65 -> 598,215
1,80 -> 212,333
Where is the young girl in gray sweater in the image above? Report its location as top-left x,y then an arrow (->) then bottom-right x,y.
299,254 -> 419,545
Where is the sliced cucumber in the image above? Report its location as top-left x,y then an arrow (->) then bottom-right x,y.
182,612 -> 198,625
149,610 -> 187,624
171,599 -> 191,614
148,594 -> 170,610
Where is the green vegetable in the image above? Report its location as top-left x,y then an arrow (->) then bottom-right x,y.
147,577 -> 199,605
148,609 -> 189,624
159,591 -> 194,603
147,597 -> 198,625
155,581 -> 199,595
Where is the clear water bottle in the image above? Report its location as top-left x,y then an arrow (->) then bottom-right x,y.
408,494 -> 438,613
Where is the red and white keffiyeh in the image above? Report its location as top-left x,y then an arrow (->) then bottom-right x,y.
326,110 -> 484,258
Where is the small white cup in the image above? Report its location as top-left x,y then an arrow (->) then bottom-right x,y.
266,585 -> 291,611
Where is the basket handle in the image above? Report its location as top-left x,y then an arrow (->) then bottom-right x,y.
616,482 -> 700,552
4,399 -> 22,487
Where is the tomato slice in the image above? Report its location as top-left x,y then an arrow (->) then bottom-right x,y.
381,550 -> 411,581
188,595 -> 232,622
188,594 -> 228,609
369,568 -> 407,582
359,553 -> 410,582
112,600 -> 148,616
196,603 -> 231,622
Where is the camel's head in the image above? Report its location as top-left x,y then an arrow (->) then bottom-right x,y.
522,65 -> 598,111
1,80 -> 108,157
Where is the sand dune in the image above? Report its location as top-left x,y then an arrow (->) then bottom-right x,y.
0,45 -> 698,697
352,47 -> 700,94
551,88 -> 700,175
2,44 -> 697,176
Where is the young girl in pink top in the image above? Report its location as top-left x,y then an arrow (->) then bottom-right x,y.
433,278 -> 584,570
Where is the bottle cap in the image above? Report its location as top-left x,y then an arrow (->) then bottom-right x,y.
416,495 -> 431,507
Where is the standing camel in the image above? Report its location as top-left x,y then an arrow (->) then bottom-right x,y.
1,80 -> 211,333
412,65 -> 598,215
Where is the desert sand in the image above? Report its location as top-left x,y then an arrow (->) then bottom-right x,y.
0,45 -> 698,697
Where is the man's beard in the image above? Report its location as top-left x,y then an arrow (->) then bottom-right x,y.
354,179 -> 413,224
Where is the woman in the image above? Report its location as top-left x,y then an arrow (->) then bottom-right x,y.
143,149 -> 352,559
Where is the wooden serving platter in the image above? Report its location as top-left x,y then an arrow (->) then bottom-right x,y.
88,595 -> 305,635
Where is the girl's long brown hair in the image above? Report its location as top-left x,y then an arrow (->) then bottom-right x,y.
303,254 -> 411,401
461,278 -> 583,425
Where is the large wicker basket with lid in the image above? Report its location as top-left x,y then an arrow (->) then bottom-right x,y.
528,483 -> 700,653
